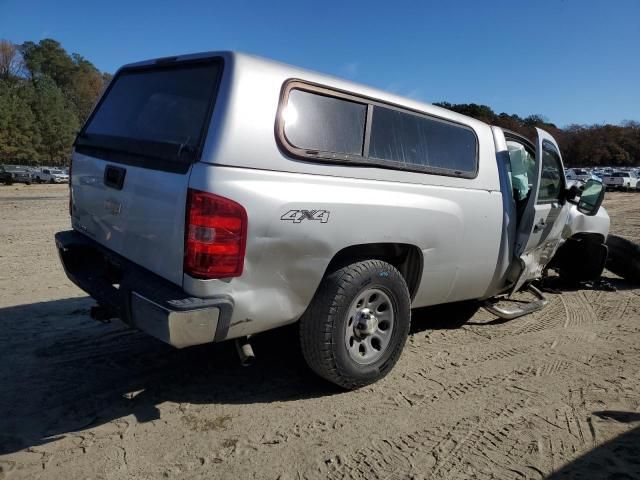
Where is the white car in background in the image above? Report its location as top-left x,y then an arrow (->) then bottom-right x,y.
603,171 -> 636,191
34,168 -> 70,184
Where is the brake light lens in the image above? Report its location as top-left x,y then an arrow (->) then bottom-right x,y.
184,189 -> 248,279
68,157 -> 73,216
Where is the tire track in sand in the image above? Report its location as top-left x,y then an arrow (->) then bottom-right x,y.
322,398 -> 543,480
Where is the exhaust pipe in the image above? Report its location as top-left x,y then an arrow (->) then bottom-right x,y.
90,305 -> 114,323
235,336 -> 255,367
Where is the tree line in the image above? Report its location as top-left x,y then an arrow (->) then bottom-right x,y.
0,38 -> 638,167
0,39 -> 110,166
434,102 -> 640,167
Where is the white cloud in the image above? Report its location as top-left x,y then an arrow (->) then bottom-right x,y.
342,61 -> 359,78
405,88 -> 424,100
383,82 -> 424,101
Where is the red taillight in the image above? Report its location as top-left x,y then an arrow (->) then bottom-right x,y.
184,189 -> 248,279
68,157 -> 73,216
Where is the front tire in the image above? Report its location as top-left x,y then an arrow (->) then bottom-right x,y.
606,234 -> 640,283
299,260 -> 411,390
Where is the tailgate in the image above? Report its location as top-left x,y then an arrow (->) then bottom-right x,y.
71,57 -> 223,286
71,156 -> 190,285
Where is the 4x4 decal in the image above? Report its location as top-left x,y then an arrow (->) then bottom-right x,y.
280,209 -> 330,223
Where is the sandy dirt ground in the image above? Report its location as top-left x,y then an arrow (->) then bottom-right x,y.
0,184 -> 639,480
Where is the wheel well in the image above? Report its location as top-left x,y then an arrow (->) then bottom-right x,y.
326,243 -> 423,300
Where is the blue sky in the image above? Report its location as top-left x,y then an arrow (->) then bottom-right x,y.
1,0 -> 638,127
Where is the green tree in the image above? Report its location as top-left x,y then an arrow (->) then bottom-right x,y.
20,40 -> 107,124
434,102 -> 497,124
21,39 -> 76,87
30,76 -> 79,164
65,55 -> 104,121
0,79 -> 40,162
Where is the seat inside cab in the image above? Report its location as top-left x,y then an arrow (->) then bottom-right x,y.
504,140 -> 536,221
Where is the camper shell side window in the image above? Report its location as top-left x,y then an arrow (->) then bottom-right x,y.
276,80 -> 479,179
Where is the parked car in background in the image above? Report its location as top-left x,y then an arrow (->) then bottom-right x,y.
603,171 -> 636,191
632,169 -> 640,190
0,166 -> 13,185
34,168 -> 70,183
565,168 -> 592,183
0,165 -> 32,185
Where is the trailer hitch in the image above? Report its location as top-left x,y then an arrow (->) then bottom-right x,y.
90,304 -> 116,323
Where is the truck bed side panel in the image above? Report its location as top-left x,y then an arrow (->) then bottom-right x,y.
185,165 -> 503,340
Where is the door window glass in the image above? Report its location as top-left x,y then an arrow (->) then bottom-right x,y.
538,142 -> 564,203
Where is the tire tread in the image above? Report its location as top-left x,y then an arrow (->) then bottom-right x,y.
299,260 -> 410,390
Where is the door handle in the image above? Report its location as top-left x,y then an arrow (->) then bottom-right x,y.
533,218 -> 546,232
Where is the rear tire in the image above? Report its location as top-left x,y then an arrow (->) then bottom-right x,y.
299,260 -> 411,390
606,234 -> 640,283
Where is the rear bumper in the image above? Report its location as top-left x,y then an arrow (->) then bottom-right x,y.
54,230 -> 233,348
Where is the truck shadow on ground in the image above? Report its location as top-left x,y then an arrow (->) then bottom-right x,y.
0,297 -> 330,455
1,288 -> 634,456
410,300 -> 480,332
0,296 -> 482,455
545,411 -> 640,479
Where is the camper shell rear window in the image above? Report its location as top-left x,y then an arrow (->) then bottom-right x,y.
75,57 -> 223,173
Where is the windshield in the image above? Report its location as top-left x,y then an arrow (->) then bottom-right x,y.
76,59 -> 222,168
51,169 -> 64,174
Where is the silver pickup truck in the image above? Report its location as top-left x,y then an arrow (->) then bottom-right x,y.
55,51 -> 609,389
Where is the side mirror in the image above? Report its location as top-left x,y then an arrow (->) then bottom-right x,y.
577,179 -> 605,216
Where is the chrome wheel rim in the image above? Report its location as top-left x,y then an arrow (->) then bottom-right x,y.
344,287 -> 395,365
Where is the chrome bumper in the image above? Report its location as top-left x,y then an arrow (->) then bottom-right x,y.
54,230 -> 233,348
